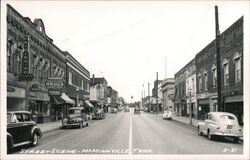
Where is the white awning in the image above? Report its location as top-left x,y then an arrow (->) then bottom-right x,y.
61,93 -> 75,105
85,100 -> 94,108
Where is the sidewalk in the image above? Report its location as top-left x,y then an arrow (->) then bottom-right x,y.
37,120 -> 62,134
171,114 -> 244,142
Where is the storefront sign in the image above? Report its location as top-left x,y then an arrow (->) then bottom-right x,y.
49,90 -> 61,96
45,78 -> 65,89
19,34 -> 33,81
7,86 -> 15,92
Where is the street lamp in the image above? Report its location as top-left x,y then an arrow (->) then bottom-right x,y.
189,89 -> 193,125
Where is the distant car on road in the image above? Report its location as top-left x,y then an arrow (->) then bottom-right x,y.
111,108 -> 118,113
134,108 -> 140,115
62,107 -> 88,129
7,111 -> 42,153
162,110 -> 172,120
93,108 -> 105,120
124,107 -> 130,112
197,112 -> 242,143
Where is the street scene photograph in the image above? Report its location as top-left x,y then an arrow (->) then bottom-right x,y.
1,0 -> 249,160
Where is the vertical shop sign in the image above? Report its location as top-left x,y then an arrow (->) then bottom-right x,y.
19,34 -> 33,81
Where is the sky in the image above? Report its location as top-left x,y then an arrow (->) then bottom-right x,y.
2,0 -> 249,102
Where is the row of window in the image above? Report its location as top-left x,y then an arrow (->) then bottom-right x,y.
68,71 -> 89,91
198,56 -> 241,92
7,39 -> 65,81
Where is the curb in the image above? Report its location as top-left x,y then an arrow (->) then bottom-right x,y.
172,118 -> 244,143
41,126 -> 61,134
172,118 -> 197,129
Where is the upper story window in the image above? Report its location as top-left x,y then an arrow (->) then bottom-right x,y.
69,71 -> 72,85
223,59 -> 229,86
204,72 -> 208,91
198,74 -> 202,92
211,64 -> 217,88
7,40 -> 14,72
81,79 -> 84,90
234,52 -> 241,83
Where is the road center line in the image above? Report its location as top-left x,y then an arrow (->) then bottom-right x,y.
128,114 -> 132,155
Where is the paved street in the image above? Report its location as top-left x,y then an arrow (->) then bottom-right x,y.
13,109 -> 243,155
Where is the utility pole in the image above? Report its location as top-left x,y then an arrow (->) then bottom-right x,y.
215,6 -> 222,112
189,90 -> 193,125
148,82 -> 150,112
156,72 -> 158,114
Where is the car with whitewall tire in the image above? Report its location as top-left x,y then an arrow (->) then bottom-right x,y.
62,107 -> 88,129
197,112 -> 242,143
7,111 -> 42,153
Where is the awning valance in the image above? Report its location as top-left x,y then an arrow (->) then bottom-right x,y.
61,93 -> 75,105
52,93 -> 75,105
84,100 -> 94,108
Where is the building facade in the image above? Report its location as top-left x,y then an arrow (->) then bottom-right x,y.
64,51 -> 91,113
161,78 -> 175,112
89,76 -> 108,111
7,4 -> 68,122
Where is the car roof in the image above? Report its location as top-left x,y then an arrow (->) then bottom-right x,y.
209,112 -> 236,116
7,111 -> 31,114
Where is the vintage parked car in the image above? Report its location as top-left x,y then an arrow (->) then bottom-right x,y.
7,111 -> 43,152
134,107 -> 140,115
162,110 -> 172,120
197,112 -> 242,143
93,108 -> 105,120
111,108 -> 118,113
62,107 -> 88,129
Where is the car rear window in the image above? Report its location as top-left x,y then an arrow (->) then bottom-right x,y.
7,113 -> 11,122
69,110 -> 81,114
219,115 -> 235,120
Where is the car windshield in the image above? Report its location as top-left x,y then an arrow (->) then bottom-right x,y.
69,109 -> 81,114
95,110 -> 102,113
219,115 -> 235,120
7,113 -> 12,122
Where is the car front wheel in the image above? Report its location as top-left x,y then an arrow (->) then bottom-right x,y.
79,123 -> 83,129
207,130 -> 213,140
198,127 -> 203,135
31,133 -> 38,146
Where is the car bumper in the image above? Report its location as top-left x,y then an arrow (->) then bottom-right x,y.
62,122 -> 81,127
213,132 -> 241,137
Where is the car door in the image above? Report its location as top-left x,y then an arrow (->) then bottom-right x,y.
8,113 -> 26,144
23,113 -> 34,141
204,114 -> 210,133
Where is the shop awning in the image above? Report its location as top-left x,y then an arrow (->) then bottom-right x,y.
84,100 -> 94,108
52,93 -> 75,105
61,93 -> 75,105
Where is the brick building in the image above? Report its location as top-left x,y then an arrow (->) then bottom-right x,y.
64,51 -> 91,114
6,4 -> 68,122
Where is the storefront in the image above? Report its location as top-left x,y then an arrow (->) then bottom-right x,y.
224,95 -> 243,125
51,93 -> 75,121
7,86 -> 26,111
197,99 -> 210,120
28,91 -> 50,123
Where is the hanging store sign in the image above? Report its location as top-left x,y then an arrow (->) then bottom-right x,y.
45,78 -> 65,89
19,34 -> 33,81
49,90 -> 61,96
